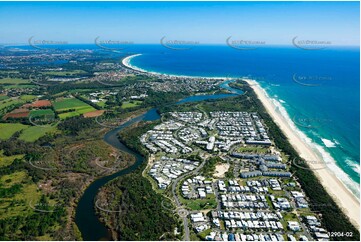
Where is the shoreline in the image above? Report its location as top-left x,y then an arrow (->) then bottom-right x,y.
122,54 -> 230,80
122,53 -> 360,228
245,79 -> 360,228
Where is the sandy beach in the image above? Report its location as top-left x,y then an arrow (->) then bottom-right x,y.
245,79 -> 360,229
122,54 -> 360,228
122,54 -> 146,72
122,54 -> 229,80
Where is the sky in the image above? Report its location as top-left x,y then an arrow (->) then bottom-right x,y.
0,1 -> 359,45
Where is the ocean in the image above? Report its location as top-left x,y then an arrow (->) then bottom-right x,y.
125,44 -> 360,197
6,43 -> 360,197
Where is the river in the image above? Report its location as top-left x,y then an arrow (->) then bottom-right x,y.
74,80 -> 242,240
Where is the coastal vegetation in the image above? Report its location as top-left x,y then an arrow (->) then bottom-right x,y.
95,121 -> 178,240
0,111 -> 136,240
95,165 -> 178,240
156,81 -> 359,240
230,82 -> 360,240
202,156 -> 223,177
1,45 -> 358,241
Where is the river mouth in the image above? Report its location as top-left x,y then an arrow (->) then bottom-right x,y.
74,81 -> 242,241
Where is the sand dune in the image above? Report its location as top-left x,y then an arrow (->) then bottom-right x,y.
245,79 -> 360,229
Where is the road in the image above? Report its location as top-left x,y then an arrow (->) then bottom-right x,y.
171,154 -> 208,241
212,181 -> 222,211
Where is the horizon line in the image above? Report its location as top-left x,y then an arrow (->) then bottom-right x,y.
1,43 -> 360,47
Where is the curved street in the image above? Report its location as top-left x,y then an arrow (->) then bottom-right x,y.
171,154 -> 209,241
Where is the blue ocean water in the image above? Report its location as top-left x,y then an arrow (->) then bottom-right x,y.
6,44 -> 359,197
126,44 -> 360,197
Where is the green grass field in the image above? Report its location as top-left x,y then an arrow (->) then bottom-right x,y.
0,171 -> 41,220
0,171 -> 27,188
0,99 -> 24,111
0,95 -> 9,101
30,109 -> 55,118
0,78 -> 30,85
20,95 -> 37,102
53,98 -> 91,111
0,151 -> 24,168
0,123 -> 29,140
97,101 -> 107,108
58,111 -> 80,119
18,125 -> 57,142
53,98 -> 96,119
57,106 -> 96,119
121,100 -> 143,109
180,194 -> 217,210
3,84 -> 36,89
0,121 -> 56,142
198,229 -> 212,239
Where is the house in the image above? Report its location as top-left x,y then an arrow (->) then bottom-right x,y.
299,235 -> 309,241
240,171 -> 262,178
190,213 -> 205,223
288,234 -> 297,241
314,232 -> 330,240
228,233 -> 235,241
288,221 -> 301,232
262,171 -> 291,177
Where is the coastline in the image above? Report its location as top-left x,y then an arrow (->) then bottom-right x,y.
245,79 -> 360,228
122,53 -> 360,228
122,54 -> 229,80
